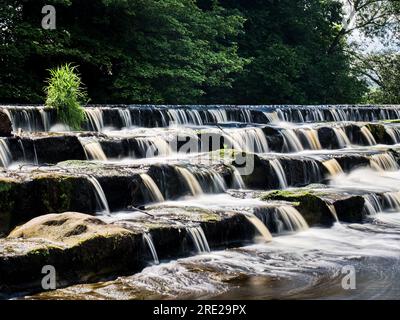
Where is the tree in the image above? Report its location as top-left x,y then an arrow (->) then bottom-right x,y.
218,0 -> 367,104
328,0 -> 400,54
0,0 -> 247,104
357,53 -> 400,103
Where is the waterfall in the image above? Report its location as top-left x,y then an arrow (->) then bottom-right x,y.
274,206 -> 309,232
225,128 -> 269,153
118,109 -> 132,128
281,129 -> 304,152
360,126 -> 377,146
269,159 -> 288,188
85,108 -> 104,131
208,109 -> 229,123
363,194 -> 383,215
135,137 -> 172,157
139,173 -> 165,203
191,168 -> 227,194
326,203 -> 339,223
143,233 -> 160,265
298,128 -> 322,150
370,153 -> 399,171
332,127 -> 352,148
323,159 -> 343,176
86,176 -> 110,214
382,192 -> 400,211
175,167 -> 204,196
263,111 -> 279,123
243,213 -> 273,242
385,127 -> 400,144
79,137 -> 108,161
0,139 -> 12,168
32,140 -> 39,165
229,165 -> 246,189
39,109 -> 51,131
187,226 -> 211,253
18,139 -> 27,162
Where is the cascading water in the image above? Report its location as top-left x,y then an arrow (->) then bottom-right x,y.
382,192 -> 400,211
243,213 -> 273,242
332,127 -> 352,148
143,233 -> 160,265
297,128 -> 322,150
0,139 -> 12,168
281,129 -> 304,152
79,137 -> 108,161
360,126 -> 377,146
86,176 -> 110,214
175,167 -> 204,196
224,128 -> 269,153
85,108 -> 104,132
326,203 -> 339,223
186,226 -> 211,253
119,109 -> 133,128
370,153 -> 399,171
385,127 -> 400,144
269,159 -> 288,189
363,194 -> 383,215
135,137 -> 172,157
229,165 -> 246,189
274,206 -> 309,232
139,173 -> 165,203
322,159 -> 343,176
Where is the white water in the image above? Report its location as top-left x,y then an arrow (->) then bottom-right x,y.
143,233 -> 160,265
360,126 -> 377,146
275,205 -> 309,232
175,167 -> 204,196
0,139 -> 12,168
187,226 -> 211,253
370,153 -> 399,171
243,213 -> 273,242
269,159 -> 288,188
86,176 -> 110,214
85,108 -> 104,132
323,159 -> 344,176
139,173 -> 165,203
119,109 -> 133,128
79,137 -> 108,161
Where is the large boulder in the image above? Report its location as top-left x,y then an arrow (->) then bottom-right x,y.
1,212 -> 141,294
0,111 -> 12,137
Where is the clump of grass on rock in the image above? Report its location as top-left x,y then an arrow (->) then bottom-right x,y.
45,64 -> 88,130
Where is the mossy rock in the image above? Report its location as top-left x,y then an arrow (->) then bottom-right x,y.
366,124 -> 391,144
261,189 -> 366,226
1,213 -> 144,294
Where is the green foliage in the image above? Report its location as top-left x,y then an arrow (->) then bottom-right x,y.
45,64 -> 87,130
360,53 -> 400,104
0,0 -> 373,104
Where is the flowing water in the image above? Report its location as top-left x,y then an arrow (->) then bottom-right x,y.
2,104 -> 400,300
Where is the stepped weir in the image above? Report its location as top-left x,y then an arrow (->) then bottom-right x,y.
1,104 -> 400,299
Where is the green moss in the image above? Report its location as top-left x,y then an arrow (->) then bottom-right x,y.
261,189 -> 326,201
383,119 -> 400,124
261,189 -> 332,226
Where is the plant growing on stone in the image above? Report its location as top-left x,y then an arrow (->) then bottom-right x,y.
45,64 -> 88,130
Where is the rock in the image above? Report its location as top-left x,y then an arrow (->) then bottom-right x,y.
1,212 -> 141,294
261,189 -> 366,226
0,174 -> 97,235
0,111 -> 12,137
33,136 -> 86,163
366,123 -> 392,144
318,127 -> 340,149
